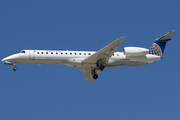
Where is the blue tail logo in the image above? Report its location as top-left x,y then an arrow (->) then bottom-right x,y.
149,31 -> 176,56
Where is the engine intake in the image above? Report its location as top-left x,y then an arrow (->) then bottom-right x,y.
123,47 -> 149,56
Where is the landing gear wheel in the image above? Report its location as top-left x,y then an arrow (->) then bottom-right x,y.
93,74 -> 98,79
13,67 -> 17,71
99,65 -> 105,71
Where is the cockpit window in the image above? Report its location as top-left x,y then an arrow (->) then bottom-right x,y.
21,51 -> 26,53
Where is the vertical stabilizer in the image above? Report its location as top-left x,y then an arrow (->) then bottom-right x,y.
149,31 -> 176,56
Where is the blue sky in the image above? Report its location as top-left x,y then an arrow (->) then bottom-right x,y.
0,0 -> 180,120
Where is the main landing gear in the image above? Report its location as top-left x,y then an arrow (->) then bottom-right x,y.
93,69 -> 99,80
93,74 -> 98,79
99,65 -> 105,71
96,61 -> 105,71
93,61 -> 105,80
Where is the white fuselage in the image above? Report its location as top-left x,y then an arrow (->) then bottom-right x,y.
2,50 -> 161,68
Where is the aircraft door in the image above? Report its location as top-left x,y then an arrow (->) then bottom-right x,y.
29,50 -> 34,59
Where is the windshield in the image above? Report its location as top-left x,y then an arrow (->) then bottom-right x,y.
20,51 -> 26,53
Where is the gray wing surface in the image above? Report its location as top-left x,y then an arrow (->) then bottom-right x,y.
82,37 -> 126,64
80,67 -> 95,82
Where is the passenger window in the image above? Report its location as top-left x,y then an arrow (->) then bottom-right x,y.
56,52 -> 58,54
84,53 -> 86,55
37,52 -> 39,54
61,53 -> 63,55
89,53 -> 91,55
51,52 -> 53,54
70,53 -> 72,55
46,52 -> 48,54
117,54 -> 119,56
65,53 -> 67,55
79,53 -> 81,55
42,52 -> 43,54
75,53 -> 76,55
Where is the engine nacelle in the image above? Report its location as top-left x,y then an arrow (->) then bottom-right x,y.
123,47 -> 149,56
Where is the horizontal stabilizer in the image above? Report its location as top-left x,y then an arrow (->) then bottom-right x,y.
157,31 -> 176,41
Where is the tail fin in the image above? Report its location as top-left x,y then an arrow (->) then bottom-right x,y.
149,31 -> 176,56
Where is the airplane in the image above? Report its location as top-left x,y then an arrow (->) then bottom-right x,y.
2,31 -> 176,82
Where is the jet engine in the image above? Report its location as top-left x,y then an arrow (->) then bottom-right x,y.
123,47 -> 149,56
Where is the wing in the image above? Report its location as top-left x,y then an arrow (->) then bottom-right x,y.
82,37 -> 126,64
80,37 -> 126,82
80,67 -> 95,82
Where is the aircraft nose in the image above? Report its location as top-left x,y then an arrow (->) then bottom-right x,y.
1,58 -> 6,62
1,54 -> 20,62
1,57 -> 10,62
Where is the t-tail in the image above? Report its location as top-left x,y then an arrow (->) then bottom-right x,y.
149,31 -> 176,56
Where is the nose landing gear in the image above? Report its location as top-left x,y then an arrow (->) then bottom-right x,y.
13,64 -> 17,71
